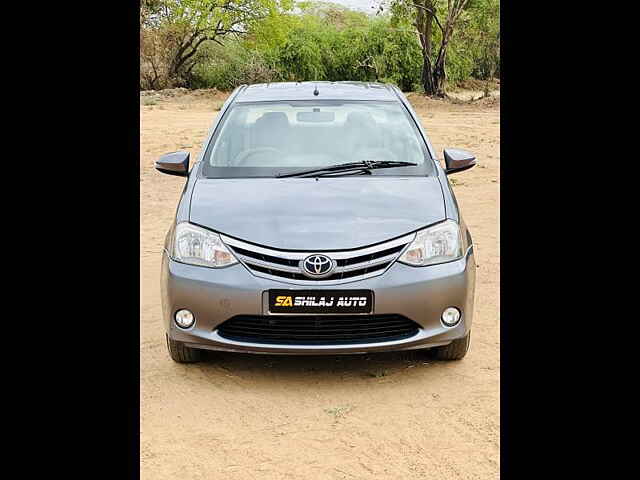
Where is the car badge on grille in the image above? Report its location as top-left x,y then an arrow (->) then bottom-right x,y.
301,254 -> 334,278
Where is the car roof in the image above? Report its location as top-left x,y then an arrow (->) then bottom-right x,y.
234,81 -> 399,102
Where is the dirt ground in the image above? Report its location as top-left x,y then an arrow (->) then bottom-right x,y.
140,88 -> 500,479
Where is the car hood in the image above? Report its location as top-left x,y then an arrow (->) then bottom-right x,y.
189,176 -> 446,250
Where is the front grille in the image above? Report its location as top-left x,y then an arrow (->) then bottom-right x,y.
221,233 -> 415,285
217,314 -> 420,345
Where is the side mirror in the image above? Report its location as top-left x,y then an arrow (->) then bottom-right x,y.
443,148 -> 476,175
155,151 -> 190,177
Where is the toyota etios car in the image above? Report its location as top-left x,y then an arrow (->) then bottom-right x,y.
156,81 -> 477,363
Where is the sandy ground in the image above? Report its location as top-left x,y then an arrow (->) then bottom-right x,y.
140,89 -> 500,479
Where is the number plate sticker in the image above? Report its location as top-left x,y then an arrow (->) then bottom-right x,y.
268,289 -> 374,314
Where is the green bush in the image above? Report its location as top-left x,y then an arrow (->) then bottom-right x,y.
448,0 -> 500,81
186,1 -> 497,92
190,42 -> 282,90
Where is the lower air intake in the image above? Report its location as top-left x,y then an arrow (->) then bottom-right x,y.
217,314 -> 420,345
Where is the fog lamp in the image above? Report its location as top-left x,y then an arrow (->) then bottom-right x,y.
175,309 -> 195,329
441,307 -> 461,327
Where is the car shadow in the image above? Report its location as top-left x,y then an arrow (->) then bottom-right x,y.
191,348 -> 457,389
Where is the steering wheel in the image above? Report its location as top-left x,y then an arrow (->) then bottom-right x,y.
232,147 -> 284,166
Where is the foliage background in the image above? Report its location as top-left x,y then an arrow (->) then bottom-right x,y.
141,0 -> 499,92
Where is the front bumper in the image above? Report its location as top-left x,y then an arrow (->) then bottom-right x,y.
160,247 -> 476,355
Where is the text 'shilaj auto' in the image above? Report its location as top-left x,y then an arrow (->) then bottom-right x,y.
155,81 -> 477,363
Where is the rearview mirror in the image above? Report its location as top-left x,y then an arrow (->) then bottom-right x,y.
443,148 -> 476,175
296,111 -> 335,123
155,151 -> 190,177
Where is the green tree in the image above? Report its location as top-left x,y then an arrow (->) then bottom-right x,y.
163,0 -> 496,92
389,0 -> 476,96
140,0 -> 291,89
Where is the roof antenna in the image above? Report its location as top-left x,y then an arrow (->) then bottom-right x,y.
313,84 -> 319,96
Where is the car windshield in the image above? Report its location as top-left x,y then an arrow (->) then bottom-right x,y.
201,101 -> 433,178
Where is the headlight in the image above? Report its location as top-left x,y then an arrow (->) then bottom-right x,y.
172,222 -> 238,268
399,220 -> 462,266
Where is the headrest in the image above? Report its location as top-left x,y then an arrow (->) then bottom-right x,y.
345,111 -> 376,129
255,112 -> 289,129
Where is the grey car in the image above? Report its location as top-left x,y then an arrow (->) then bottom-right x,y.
156,81 -> 477,363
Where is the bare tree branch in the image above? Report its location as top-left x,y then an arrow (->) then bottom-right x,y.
411,2 -> 444,34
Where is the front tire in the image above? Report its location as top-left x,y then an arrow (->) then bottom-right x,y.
432,331 -> 471,360
166,334 -> 202,363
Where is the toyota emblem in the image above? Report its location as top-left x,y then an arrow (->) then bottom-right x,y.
301,254 -> 334,278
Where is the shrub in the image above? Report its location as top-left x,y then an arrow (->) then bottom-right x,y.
190,42 -> 282,90
150,1 -> 498,92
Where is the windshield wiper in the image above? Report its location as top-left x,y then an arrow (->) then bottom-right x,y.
276,160 -> 418,178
